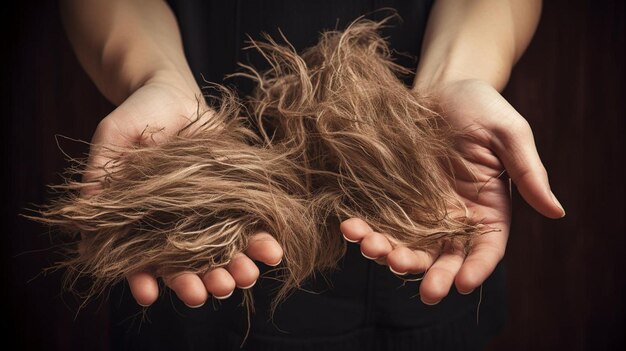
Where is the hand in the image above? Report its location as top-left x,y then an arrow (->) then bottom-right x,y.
340,79 -> 564,305
82,73 -> 284,307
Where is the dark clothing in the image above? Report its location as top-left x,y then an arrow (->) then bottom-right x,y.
111,246 -> 505,350
169,0 -> 434,91
109,1 -> 507,350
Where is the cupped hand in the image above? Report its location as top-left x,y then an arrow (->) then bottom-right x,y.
340,79 -> 564,305
83,74 -> 284,308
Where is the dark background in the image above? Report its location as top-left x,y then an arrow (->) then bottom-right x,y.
2,1 -> 623,350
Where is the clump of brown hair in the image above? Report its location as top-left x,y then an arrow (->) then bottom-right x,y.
33,89 -> 320,305
243,17 -> 480,257
30,18 -> 484,310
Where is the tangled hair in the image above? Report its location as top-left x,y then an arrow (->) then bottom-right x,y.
30,18 -> 485,312
35,90 -> 319,307
243,18 -> 480,254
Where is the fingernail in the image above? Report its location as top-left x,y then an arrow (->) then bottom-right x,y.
137,302 -> 152,308
421,299 -> 441,306
184,302 -> 205,309
389,266 -> 408,276
550,191 -> 566,218
213,290 -> 234,300
267,258 -> 282,267
237,280 -> 257,290
361,251 -> 378,260
343,234 -> 359,243
459,289 -> 474,295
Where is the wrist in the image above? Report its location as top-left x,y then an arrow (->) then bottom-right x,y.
413,57 -> 511,94
141,69 -> 202,101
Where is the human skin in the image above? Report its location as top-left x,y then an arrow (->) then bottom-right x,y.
61,0 -> 564,308
60,0 -> 283,308
340,0 -> 566,305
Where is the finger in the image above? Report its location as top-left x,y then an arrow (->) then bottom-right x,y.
359,232 -> 393,260
492,114 -> 565,219
340,218 -> 374,243
419,242 -> 465,305
244,231 -> 283,266
455,230 -> 507,294
386,246 -> 435,275
164,272 -> 208,308
202,268 -> 237,300
226,253 -> 260,289
81,117 -> 127,197
127,272 -> 159,307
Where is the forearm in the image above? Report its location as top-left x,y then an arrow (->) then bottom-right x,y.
414,0 -> 541,92
60,0 -> 199,105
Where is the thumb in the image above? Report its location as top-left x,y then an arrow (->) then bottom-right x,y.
491,111 -> 565,219
80,115 -> 129,198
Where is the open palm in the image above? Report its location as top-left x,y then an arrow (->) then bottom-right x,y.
83,77 -> 283,308
340,79 -> 564,304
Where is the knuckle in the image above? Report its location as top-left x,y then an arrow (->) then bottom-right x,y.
94,116 -> 117,136
495,116 -> 533,142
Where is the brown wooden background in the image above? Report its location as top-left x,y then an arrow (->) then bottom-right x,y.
2,1 -> 623,350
